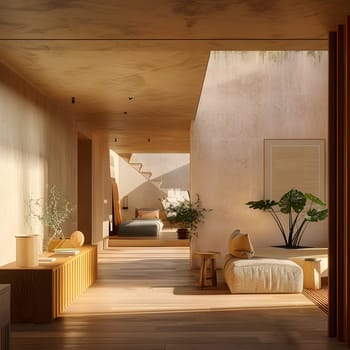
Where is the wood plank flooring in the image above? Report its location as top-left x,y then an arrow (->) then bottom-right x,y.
303,277 -> 329,314
11,246 -> 347,350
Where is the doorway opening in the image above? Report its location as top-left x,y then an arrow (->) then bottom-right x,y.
109,151 -> 190,247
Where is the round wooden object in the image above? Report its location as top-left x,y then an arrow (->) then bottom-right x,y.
70,231 -> 85,247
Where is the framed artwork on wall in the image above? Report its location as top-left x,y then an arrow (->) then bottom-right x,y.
264,139 -> 326,201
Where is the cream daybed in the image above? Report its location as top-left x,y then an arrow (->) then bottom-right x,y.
224,230 -> 303,294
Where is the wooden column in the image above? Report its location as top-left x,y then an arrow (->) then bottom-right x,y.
328,16 -> 350,345
336,24 -> 345,342
328,30 -> 337,338
346,16 -> 350,344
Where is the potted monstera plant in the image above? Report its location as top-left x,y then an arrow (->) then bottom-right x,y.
163,194 -> 211,239
246,188 -> 328,248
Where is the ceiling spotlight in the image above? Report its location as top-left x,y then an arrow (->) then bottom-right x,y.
148,138 -> 151,142
128,96 -> 133,100
71,96 -> 75,104
123,111 -> 128,115
114,138 -> 118,142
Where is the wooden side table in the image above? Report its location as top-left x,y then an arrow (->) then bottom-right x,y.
303,257 -> 322,289
194,251 -> 220,288
0,246 -> 97,323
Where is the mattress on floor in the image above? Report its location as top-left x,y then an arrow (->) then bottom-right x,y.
117,219 -> 164,237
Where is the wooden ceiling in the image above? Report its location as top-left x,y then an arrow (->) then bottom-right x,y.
0,0 -> 349,153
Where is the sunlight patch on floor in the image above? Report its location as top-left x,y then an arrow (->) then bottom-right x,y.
62,246 -> 315,317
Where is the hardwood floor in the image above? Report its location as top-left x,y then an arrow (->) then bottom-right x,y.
11,246 -> 347,350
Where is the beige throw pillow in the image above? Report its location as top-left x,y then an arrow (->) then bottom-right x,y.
137,209 -> 159,219
228,229 -> 255,259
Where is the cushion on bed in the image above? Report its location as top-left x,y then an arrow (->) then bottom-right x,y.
228,229 -> 255,259
135,208 -> 160,219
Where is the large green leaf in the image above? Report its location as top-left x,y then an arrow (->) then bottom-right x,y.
279,188 -> 306,214
306,208 -> 329,222
246,188 -> 329,248
245,200 -> 278,211
304,193 -> 326,206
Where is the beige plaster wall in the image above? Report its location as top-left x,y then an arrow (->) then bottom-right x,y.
0,63 -> 77,265
191,51 -> 328,267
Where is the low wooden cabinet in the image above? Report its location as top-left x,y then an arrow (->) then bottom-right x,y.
0,246 -> 97,323
0,285 -> 10,350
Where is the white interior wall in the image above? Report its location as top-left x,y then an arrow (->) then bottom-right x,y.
191,51 -> 328,267
118,153 -> 190,221
131,153 -> 190,189
109,150 -> 120,182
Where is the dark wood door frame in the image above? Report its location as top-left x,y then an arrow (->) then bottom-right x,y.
328,16 -> 350,345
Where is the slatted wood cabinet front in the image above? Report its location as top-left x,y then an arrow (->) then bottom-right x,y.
0,284 -> 10,350
0,246 -> 97,323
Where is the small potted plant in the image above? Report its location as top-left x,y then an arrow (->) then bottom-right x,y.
246,188 -> 328,248
163,194 -> 211,239
29,185 -> 73,250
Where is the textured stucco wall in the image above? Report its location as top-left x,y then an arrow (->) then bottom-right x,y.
191,51 -> 328,267
0,63 -> 77,265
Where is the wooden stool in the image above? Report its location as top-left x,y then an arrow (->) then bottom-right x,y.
194,251 -> 219,288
